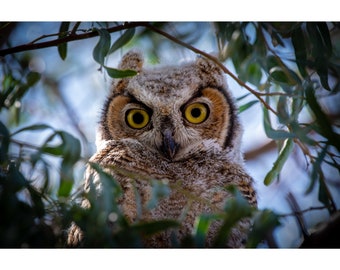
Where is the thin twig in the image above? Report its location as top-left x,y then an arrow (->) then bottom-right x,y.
29,33 -> 66,45
244,140 -> 277,160
256,92 -> 289,96
286,192 -> 309,238
71,22 -> 82,35
294,138 -> 315,163
2,136 -> 41,151
279,205 -> 328,218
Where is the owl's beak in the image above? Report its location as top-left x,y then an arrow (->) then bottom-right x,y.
161,129 -> 179,160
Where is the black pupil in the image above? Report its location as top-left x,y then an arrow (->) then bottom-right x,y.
133,112 -> 144,124
191,108 -> 201,118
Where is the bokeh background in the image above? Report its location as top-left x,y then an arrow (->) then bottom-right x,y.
1,22 -> 339,247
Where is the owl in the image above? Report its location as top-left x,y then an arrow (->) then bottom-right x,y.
68,51 -> 257,248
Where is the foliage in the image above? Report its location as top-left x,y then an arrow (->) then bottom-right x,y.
0,22 -> 339,247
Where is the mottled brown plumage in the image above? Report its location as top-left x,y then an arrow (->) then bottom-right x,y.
68,51 -> 257,247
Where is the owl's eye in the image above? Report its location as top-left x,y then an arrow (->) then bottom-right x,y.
184,103 -> 209,124
126,109 -> 150,129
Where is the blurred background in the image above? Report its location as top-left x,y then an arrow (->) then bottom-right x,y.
1,22 -> 339,247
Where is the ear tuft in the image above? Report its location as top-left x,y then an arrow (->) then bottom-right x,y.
195,55 -> 223,75
194,55 -> 226,88
118,50 -> 144,72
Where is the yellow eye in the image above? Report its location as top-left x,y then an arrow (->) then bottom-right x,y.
126,109 -> 150,129
184,103 -> 209,124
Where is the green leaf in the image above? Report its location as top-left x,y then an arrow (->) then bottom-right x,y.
266,55 -> 281,70
0,121 -> 10,163
38,130 -> 81,198
7,162 -> 28,192
11,123 -> 53,136
315,59 -> 331,91
104,66 -> 137,78
58,44 -> 68,61
306,144 -> 327,194
88,162 -> 123,212
316,22 -> 332,54
41,145 -> 64,156
238,100 -> 259,113
131,220 -> 179,236
305,85 -> 340,152
238,57 -> 263,87
26,72 -> 41,86
306,23 -> 332,90
58,160 -> 74,197
318,170 -> 331,209
213,186 -> 253,247
231,33 -> 253,73
146,180 -> 171,210
58,22 -> 70,60
57,131 -> 81,162
40,130 -> 81,162
277,95 -> 290,124
269,68 -> 284,83
291,27 -> 308,78
27,185 -> 45,218
263,107 -> 295,140
307,23 -> 332,57
236,93 -> 251,101
264,138 -> 294,186
40,159 -> 51,194
246,209 -> 281,248
269,28 -> 285,47
304,144 -> 335,213
108,28 -> 135,55
247,62 -> 262,86
2,74 -> 14,91
92,28 -> 111,65
214,22 -> 240,61
291,89 -> 305,120
269,67 -> 297,86
3,72 -> 41,108
192,214 -> 215,247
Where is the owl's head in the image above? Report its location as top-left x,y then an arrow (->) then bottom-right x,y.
98,51 -> 243,162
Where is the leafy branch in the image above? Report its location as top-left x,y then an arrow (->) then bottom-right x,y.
1,22 -> 277,115
0,22 -> 142,57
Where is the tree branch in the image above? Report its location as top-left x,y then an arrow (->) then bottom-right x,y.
0,22 -> 142,57
300,211 -> 340,248
1,22 -> 278,116
244,140 -> 277,160
279,205 -> 328,218
142,23 -> 278,115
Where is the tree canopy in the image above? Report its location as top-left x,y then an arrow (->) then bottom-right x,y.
0,22 -> 339,248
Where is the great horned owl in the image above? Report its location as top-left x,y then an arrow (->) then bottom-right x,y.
69,51 -> 257,247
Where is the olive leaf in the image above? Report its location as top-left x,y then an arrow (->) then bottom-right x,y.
58,22 -> 70,60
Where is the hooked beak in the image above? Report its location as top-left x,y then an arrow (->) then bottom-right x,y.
161,129 -> 179,160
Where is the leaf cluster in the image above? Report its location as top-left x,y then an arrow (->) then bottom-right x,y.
216,22 -> 339,213
0,123 -> 278,247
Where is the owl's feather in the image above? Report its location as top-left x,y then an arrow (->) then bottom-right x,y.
68,51 -> 257,248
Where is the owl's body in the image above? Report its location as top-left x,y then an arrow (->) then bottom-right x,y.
71,51 -> 256,247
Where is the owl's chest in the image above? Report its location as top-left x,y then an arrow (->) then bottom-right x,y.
134,157 -> 231,210
103,145 -> 231,194
141,160 -> 231,229
135,156 -> 227,190
96,142 -> 233,216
